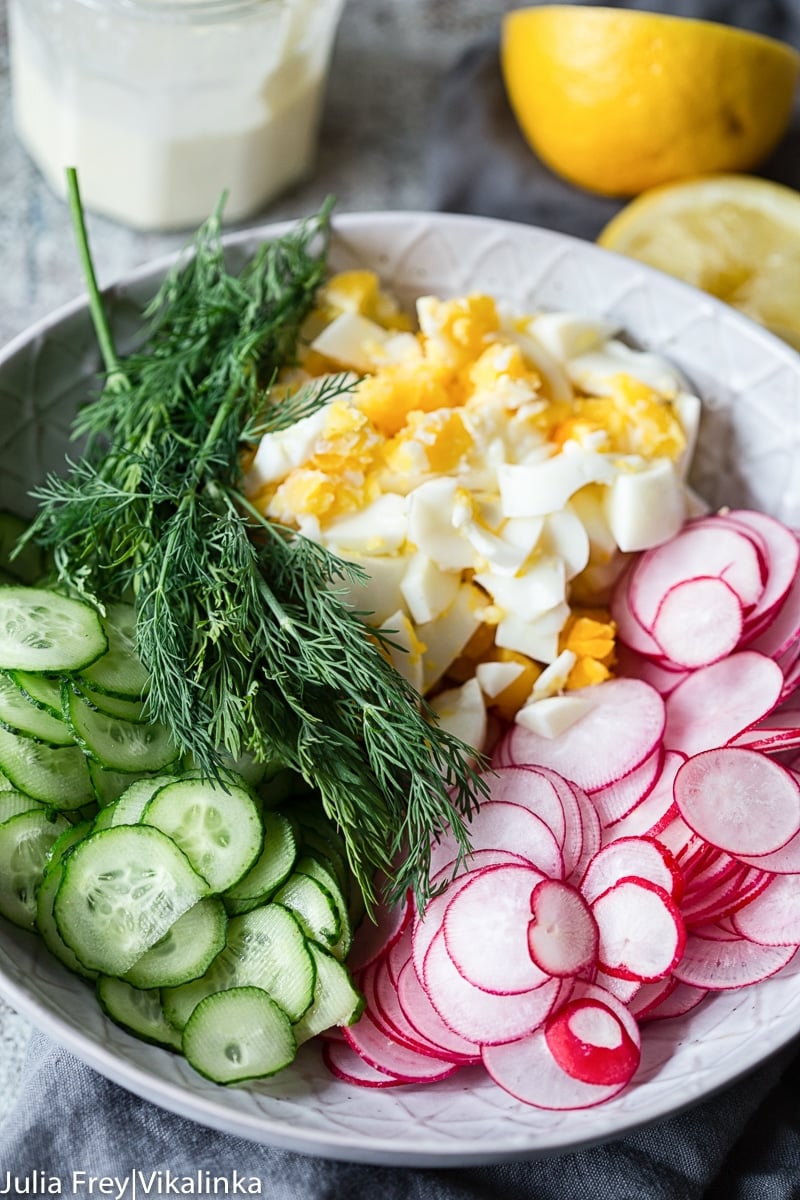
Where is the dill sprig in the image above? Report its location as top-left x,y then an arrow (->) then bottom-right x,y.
26,171 -> 486,909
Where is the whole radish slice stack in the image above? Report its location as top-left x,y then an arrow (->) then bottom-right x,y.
327,510 -> 800,1111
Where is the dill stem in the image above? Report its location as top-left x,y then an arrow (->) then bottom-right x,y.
65,168 -> 128,393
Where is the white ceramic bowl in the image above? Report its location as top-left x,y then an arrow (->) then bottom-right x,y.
1,212 -> 799,1166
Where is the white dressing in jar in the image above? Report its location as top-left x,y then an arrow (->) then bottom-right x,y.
8,0 -> 346,231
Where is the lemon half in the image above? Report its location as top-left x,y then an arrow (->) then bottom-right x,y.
598,174 -> 800,349
501,6 -> 800,197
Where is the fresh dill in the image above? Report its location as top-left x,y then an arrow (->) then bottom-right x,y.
26,170 -> 486,909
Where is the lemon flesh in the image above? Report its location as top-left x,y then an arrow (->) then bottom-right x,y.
501,6 -> 800,198
598,174 -> 800,349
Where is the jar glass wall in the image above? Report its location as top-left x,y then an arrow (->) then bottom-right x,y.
8,0 -> 346,231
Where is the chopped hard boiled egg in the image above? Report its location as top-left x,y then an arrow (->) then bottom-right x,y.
243,272 -> 701,753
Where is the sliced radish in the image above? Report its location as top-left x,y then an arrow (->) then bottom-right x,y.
728,511 -> 800,636
663,651 -> 784,758
545,995 -> 640,1085
614,642 -> 691,696
610,565 -> 667,658
681,866 -> 773,928
636,980 -> 709,1022
429,845 -> 535,891
605,751 -> 685,841
500,678 -> 665,793
370,953 -> 452,1059
592,970 -> 640,1004
348,889 -> 412,973
485,766 -> 567,847
395,957 -> 481,1062
428,800 -> 565,881
412,873 -> 477,982
673,747 -> 800,857
671,926 -> 798,990
343,1009 -> 459,1082
482,982 -> 640,1109
591,876 -> 685,981
443,863 -> 553,995
423,928 -> 563,1045
627,976 -> 677,1019
589,746 -> 664,828
527,879 -> 599,978
323,1039 -> 406,1088
651,575 -> 744,669
580,837 -> 682,904
628,522 -> 765,631
747,570 -> 800,662
732,874 -> 800,947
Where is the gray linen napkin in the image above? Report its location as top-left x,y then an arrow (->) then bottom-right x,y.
5,1 -> 800,1193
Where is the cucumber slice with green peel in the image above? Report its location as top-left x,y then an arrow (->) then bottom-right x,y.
272,872 -> 341,949
37,822 -> 96,977
182,986 -> 296,1084
292,942 -> 364,1045
123,897 -> 227,989
65,688 -> 178,773
78,603 -> 149,700
0,789 -> 47,825
0,726 -> 95,808
162,904 -> 315,1029
142,777 -> 262,893
97,977 -> 182,1051
53,825 -> 210,976
106,775 -> 176,827
0,512 -> 46,585
222,811 -> 297,915
0,808 -> 70,928
0,587 -> 107,673
77,684 -> 148,724
295,855 -> 352,960
8,671 -> 64,718
0,673 -> 73,745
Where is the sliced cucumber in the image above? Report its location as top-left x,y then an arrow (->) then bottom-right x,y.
0,672 -> 72,745
9,671 -> 64,718
0,726 -> 95,808
182,986 -> 295,1084
78,684 -> 148,724
124,897 -> 227,990
272,872 -> 341,949
0,587 -> 107,673
0,789 -> 46,825
162,904 -> 315,1029
53,825 -> 209,975
142,777 -> 262,893
292,942 -> 364,1045
37,821 -> 96,978
295,855 -> 352,960
78,603 -> 149,699
0,808 -> 70,928
65,688 -> 178,773
97,977 -> 182,1051
106,775 -> 175,827
223,810 -> 296,915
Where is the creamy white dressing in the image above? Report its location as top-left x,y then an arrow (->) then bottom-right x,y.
8,0 -> 344,230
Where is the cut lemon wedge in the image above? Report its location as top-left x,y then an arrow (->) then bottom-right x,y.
598,174 -> 800,349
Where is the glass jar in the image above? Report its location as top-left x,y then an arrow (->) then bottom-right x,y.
8,0 -> 346,231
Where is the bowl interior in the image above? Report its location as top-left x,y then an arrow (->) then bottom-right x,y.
0,211 -> 799,1165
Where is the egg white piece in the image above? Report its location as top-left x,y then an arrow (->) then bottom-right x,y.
407,478 -> 477,572
567,339 -> 686,397
527,312 -> 616,362
333,553 -> 409,626
417,582 -> 485,690
400,552 -> 461,625
475,660 -> 526,700
531,649 -> 578,700
428,677 -> 487,758
494,601 -> 571,665
515,694 -> 593,739
244,402 -> 334,494
322,493 -> 408,555
311,312 -> 402,372
475,556 -> 567,620
497,448 -> 616,517
604,458 -> 686,552
377,609 -> 424,695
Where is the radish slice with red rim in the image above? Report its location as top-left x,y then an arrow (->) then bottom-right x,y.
484,766 -> 568,846
628,522 -> 765,630
501,678 -> 665,794
663,651 -> 784,758
395,957 -> 481,1062
651,575 -> 744,669
482,982 -> 640,1109
580,837 -> 682,904
592,876 -> 686,981
348,888 -> 413,974
428,801 -> 565,881
728,510 -> 800,636
636,980 -> 708,1022
443,862 -> 555,994
671,926 -> 798,990
590,745 -> 664,828
545,993 -> 640,1086
343,1009 -> 460,1082
527,879 -> 599,978
422,928 -> 563,1046
604,750 -> 685,841
732,874 -> 800,947
614,642 -> 691,695
674,747 -> 800,858
323,1039 -> 406,1088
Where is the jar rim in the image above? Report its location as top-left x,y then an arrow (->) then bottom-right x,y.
78,0 -> 286,17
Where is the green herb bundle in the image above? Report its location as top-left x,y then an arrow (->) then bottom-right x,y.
26,174 -> 484,909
